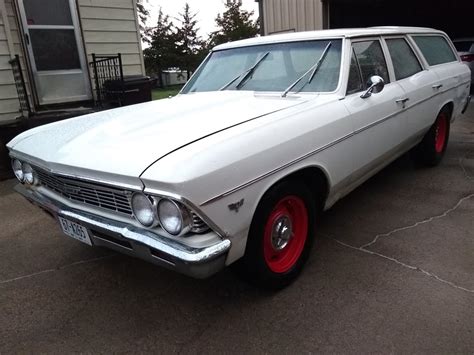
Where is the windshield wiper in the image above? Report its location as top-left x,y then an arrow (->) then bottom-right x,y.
282,42 -> 332,98
219,52 -> 270,91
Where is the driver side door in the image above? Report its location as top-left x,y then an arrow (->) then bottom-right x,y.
343,38 -> 407,185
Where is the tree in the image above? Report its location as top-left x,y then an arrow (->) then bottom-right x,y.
209,0 -> 259,48
136,0 -> 149,41
175,3 -> 205,77
143,8 -> 179,87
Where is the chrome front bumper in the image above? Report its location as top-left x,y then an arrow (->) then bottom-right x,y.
15,184 -> 231,279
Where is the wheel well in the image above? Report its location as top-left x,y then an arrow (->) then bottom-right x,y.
442,102 -> 454,119
276,167 -> 329,211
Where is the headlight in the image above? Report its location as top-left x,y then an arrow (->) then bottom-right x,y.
131,193 -> 156,227
157,198 -> 191,235
12,159 -> 24,182
22,163 -> 37,185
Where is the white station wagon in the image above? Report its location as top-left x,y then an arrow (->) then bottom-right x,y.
8,27 -> 471,289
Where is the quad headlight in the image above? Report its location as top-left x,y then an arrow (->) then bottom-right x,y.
11,160 -> 38,185
11,159 -> 24,182
131,193 -> 157,227
131,194 -> 193,235
157,198 -> 192,236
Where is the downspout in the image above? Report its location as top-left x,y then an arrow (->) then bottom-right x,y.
256,0 -> 265,36
133,0 -> 146,76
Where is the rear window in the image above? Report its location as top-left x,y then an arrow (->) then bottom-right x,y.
413,35 -> 457,66
453,41 -> 474,52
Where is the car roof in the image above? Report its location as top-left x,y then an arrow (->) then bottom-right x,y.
213,26 -> 446,51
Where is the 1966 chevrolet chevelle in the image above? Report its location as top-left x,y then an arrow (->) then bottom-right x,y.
8,27 -> 471,289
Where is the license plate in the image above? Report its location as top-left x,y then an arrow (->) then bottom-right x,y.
58,217 -> 92,246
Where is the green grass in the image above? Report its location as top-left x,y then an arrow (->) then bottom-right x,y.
152,85 -> 183,100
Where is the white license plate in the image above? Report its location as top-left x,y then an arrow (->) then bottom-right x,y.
58,217 -> 92,246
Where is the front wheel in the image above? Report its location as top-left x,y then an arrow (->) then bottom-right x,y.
413,108 -> 451,166
234,181 -> 316,290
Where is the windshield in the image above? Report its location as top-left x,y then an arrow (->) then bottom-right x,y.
181,39 -> 343,94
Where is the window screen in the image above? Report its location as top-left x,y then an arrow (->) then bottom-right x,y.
30,29 -> 81,70
24,0 -> 72,26
352,40 -> 389,88
386,38 -> 422,80
413,36 -> 457,66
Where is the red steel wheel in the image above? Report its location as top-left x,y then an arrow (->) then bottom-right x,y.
262,195 -> 308,273
412,107 -> 451,167
434,113 -> 448,153
234,181 -> 317,289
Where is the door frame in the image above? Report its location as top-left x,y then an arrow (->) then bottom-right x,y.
16,0 -> 92,106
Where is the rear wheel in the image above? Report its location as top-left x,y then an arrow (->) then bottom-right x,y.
413,108 -> 450,166
234,181 -> 316,290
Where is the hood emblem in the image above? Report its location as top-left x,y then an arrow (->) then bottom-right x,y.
228,198 -> 244,213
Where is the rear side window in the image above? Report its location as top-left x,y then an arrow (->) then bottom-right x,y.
352,40 -> 389,88
413,36 -> 457,66
386,38 -> 422,80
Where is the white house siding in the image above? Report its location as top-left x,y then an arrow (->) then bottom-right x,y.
0,0 -> 145,124
0,0 -> 20,124
262,0 -> 324,35
78,0 -> 145,77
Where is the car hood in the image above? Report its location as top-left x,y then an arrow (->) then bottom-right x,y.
8,91 -> 308,178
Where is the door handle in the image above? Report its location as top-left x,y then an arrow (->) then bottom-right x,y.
24,33 -> 30,45
432,84 -> 443,90
396,97 -> 409,108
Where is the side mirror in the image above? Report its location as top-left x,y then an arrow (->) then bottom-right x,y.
360,75 -> 385,99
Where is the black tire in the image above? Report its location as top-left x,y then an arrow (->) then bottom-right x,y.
413,108 -> 451,167
233,180 -> 317,290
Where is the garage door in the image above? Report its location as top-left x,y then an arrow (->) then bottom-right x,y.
328,0 -> 474,39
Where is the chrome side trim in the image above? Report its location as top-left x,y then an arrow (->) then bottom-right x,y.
201,132 -> 353,206
201,80 -> 470,206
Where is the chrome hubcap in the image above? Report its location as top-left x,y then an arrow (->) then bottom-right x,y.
271,216 -> 293,251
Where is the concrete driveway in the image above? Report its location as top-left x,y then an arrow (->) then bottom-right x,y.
1,106 -> 473,353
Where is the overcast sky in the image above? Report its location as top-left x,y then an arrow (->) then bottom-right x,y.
144,0 -> 259,38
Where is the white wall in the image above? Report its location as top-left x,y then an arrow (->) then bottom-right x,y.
0,0 -> 21,124
262,0 -> 324,35
78,0 -> 145,76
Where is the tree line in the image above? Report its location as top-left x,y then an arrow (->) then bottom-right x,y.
140,0 -> 259,87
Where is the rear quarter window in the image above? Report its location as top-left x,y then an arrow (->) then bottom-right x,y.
413,35 -> 457,66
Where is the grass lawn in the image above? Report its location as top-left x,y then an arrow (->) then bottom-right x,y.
152,85 -> 183,100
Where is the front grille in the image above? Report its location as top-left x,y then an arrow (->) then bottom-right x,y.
36,169 -> 133,216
